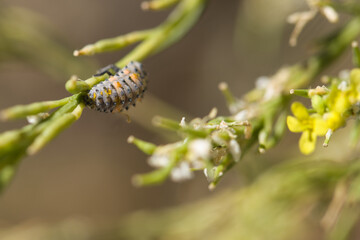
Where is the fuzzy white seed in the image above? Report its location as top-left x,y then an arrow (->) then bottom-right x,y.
27,113 -> 49,124
321,6 -> 339,23
234,110 -> 248,121
189,139 -> 211,159
255,76 -> 270,89
218,82 -> 228,91
229,139 -> 241,162
179,117 -> 186,127
148,154 -> 170,168
203,168 -> 208,178
203,167 -> 216,182
208,108 -> 218,119
171,162 -> 193,182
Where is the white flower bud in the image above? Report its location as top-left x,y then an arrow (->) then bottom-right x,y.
189,139 -> 211,160
234,110 -> 248,121
229,139 -> 241,162
179,117 -> 186,127
171,162 -> 193,182
26,113 -> 49,124
321,6 -> 339,23
256,76 -> 270,90
148,154 -> 170,168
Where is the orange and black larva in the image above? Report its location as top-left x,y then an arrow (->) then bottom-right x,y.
84,61 -> 148,113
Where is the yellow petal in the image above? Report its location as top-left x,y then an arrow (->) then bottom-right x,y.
325,112 -> 344,130
313,118 -> 328,136
333,92 -> 350,113
299,130 -> 316,155
350,68 -> 360,85
287,116 -> 304,132
291,102 -> 309,120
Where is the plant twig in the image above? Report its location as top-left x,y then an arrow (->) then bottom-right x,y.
0,0 -> 209,192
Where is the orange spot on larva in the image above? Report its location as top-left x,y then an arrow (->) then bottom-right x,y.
109,76 -> 117,82
123,69 -> 130,74
92,93 -> 96,99
113,82 -> 122,89
130,73 -> 139,80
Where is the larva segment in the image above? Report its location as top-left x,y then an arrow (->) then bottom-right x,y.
119,79 -> 134,105
123,76 -> 140,98
102,80 -> 118,112
110,79 -> 126,106
127,61 -> 147,79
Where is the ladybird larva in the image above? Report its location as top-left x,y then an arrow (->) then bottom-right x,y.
84,61 -> 148,113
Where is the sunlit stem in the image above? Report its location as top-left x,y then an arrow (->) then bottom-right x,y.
132,153 -> 177,186
0,97 -> 71,120
323,129 -> 333,147
350,118 -> 360,147
289,89 -> 310,98
116,0 -> 207,67
153,116 -> 181,130
69,0 -> 207,92
27,103 -> 84,155
208,154 -> 232,190
65,75 -> 91,94
352,41 -> 360,68
128,135 -> 157,155
74,30 -> 152,56
141,0 -> 180,11
218,82 -> 237,113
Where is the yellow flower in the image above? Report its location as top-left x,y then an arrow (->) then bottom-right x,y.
325,85 -> 350,130
299,130 -> 317,155
350,68 -> 360,85
324,111 -> 344,131
350,68 -> 360,102
287,102 -> 328,155
326,88 -> 351,116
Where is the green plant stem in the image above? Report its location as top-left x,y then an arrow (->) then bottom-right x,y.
68,0 -> 208,94
352,41 -> 360,67
142,0 -> 180,11
0,0 -> 210,191
132,157 -> 177,186
27,103 -> 84,155
0,97 -> 71,120
74,30 -> 152,56
328,2 -> 360,16
0,94 -> 81,168
116,0 -> 207,67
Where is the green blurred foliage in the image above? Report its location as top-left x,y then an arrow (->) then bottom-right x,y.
0,5 -> 96,79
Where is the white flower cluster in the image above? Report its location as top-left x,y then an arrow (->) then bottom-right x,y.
145,112 -> 248,183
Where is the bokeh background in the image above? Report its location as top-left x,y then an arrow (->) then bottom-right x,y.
0,0 -> 356,236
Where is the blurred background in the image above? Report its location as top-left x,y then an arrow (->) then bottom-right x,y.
0,0 -> 357,238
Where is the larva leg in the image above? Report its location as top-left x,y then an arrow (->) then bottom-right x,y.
120,112 -> 131,123
94,64 -> 121,77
